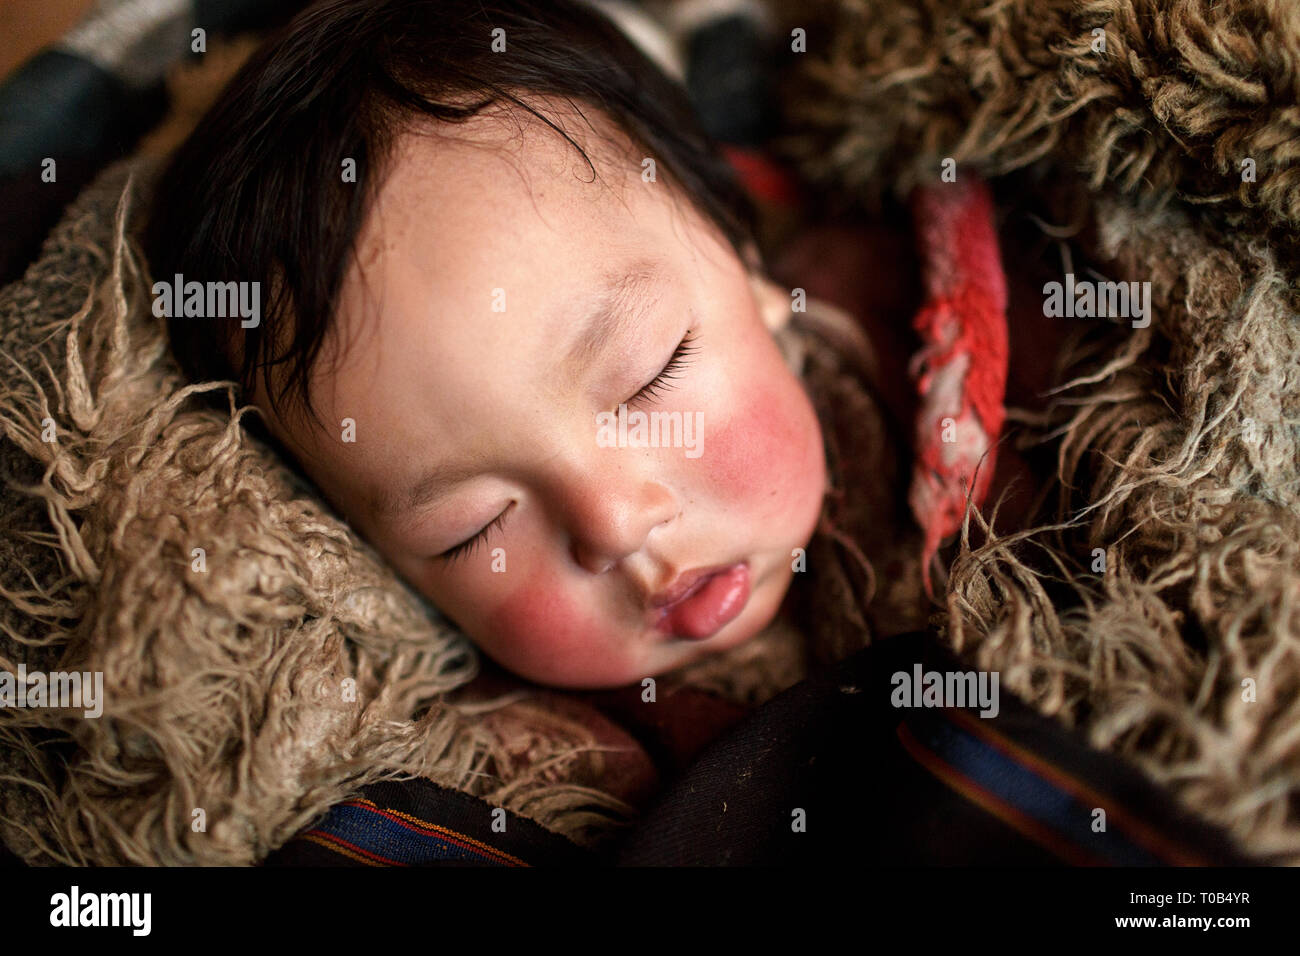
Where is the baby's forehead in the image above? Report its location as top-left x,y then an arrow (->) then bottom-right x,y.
378,101 -> 642,213
347,102 -> 694,302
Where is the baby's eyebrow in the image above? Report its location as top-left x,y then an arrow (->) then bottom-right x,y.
560,258 -> 666,380
368,460 -> 482,523
369,260 -> 668,525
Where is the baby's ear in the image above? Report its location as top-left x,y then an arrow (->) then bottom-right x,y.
748,268 -> 793,333
740,241 -> 792,332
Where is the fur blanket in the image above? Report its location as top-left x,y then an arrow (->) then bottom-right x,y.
2,0 -> 1297,865
773,0 -> 1300,862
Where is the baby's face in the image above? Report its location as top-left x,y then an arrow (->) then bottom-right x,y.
256,105 -> 827,688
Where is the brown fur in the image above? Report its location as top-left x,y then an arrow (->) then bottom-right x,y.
774,0 -> 1300,861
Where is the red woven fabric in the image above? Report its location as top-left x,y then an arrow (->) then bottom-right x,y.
724,150 -> 1010,599
907,177 -> 1009,595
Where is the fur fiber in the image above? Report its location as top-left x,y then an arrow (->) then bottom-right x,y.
773,0 -> 1300,862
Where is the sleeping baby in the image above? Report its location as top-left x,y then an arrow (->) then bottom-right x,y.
144,0 -> 926,692
87,0 -> 1264,872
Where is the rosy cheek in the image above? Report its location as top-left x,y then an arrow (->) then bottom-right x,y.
705,373 -> 820,515
490,572 -> 581,643
484,564 -> 612,682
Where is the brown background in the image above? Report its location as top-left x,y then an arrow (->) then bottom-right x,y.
0,0 -> 95,80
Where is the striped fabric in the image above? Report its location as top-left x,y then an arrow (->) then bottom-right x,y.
614,630 -> 1253,866
262,778 -> 602,867
295,798 -> 530,867
898,706 -> 1215,866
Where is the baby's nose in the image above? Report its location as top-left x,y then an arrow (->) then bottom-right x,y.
564,471 -> 678,575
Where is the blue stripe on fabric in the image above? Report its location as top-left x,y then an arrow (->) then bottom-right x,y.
905,709 -> 1165,866
311,803 -> 509,866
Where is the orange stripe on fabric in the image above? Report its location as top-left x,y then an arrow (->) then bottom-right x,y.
300,830 -> 399,867
945,708 -> 1211,867
341,799 -> 529,866
896,719 -> 1105,867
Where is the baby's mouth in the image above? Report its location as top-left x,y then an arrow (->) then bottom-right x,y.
649,562 -> 751,640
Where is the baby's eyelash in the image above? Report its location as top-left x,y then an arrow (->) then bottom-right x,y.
627,330 -> 699,406
438,504 -> 511,565
437,335 -> 698,566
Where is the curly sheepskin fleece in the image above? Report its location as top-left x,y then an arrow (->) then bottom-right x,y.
773,0 -> 1300,862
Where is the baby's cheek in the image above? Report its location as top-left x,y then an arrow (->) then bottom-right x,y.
705,370 -> 822,521
483,563 -> 625,685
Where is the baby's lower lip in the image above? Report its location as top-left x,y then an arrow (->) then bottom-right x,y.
653,563 -> 750,640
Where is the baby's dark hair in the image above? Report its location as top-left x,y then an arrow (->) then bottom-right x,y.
143,0 -> 758,438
